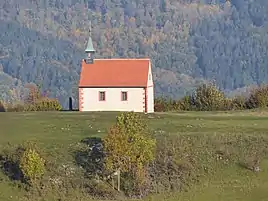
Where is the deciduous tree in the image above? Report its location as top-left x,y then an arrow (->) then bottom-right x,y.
103,112 -> 156,193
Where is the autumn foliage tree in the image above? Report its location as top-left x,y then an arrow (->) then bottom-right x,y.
191,83 -> 226,111
245,85 -> 268,109
24,84 -> 42,105
103,112 -> 156,196
22,84 -> 62,111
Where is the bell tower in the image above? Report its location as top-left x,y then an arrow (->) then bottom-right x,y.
84,22 -> 96,64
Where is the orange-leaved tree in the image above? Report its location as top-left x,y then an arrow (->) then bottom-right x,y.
23,83 -> 62,111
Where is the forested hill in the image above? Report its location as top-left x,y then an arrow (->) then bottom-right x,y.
1,0 -> 268,108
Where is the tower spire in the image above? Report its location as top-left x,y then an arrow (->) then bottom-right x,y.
85,21 -> 95,60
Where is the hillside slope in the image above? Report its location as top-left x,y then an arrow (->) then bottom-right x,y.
1,111 -> 268,200
0,0 -> 268,108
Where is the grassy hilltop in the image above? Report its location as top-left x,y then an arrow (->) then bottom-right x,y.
1,111 -> 268,201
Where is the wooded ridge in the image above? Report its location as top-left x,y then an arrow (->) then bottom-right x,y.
0,0 -> 267,108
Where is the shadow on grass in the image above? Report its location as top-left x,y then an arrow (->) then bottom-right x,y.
74,137 -> 105,178
0,149 -> 24,182
237,161 -> 260,172
61,109 -> 79,112
73,137 -> 123,199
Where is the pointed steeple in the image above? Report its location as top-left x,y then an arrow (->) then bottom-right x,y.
85,22 -> 95,54
84,22 -> 95,64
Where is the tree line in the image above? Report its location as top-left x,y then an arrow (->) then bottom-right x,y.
2,82 -> 268,113
0,84 -> 62,112
154,83 -> 268,112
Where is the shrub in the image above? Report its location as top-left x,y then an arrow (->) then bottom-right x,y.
149,134 -> 199,194
222,97 -> 246,111
236,135 -> 268,172
0,142 -> 46,185
231,96 -> 246,110
103,112 -> 156,197
4,83 -> 62,112
22,84 -> 62,111
0,101 -> 5,112
177,95 -> 192,111
154,97 -> 183,112
245,85 -> 268,109
5,103 -> 25,112
19,142 -> 46,184
154,97 -> 165,112
222,98 -> 234,110
85,180 -> 120,199
154,97 -> 171,112
191,83 -> 226,111
24,98 -> 62,111
5,99 -> 62,112
42,98 -> 62,111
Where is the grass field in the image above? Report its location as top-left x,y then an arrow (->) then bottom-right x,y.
1,110 -> 268,201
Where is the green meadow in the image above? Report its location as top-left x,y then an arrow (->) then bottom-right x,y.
1,110 -> 268,201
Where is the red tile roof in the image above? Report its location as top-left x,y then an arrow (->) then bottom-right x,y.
79,59 -> 150,87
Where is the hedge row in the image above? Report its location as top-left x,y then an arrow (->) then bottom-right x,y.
0,85 -> 62,112
154,84 -> 268,112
